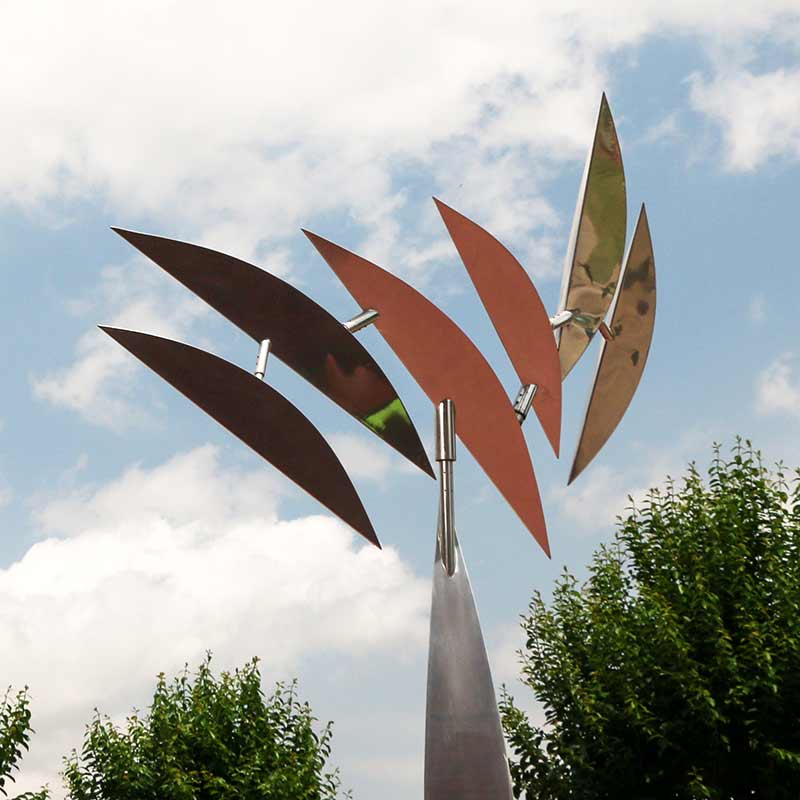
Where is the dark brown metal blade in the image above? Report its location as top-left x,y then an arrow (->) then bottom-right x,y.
304,230 -> 550,556
435,198 -> 562,457
569,205 -> 656,484
112,229 -> 434,479
100,326 -> 380,547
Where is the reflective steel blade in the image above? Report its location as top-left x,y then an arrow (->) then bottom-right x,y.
425,538 -> 513,799
557,94 -> 627,380
100,326 -> 380,547
435,198 -> 562,457
305,230 -> 549,556
569,205 -> 655,484
112,229 -> 433,479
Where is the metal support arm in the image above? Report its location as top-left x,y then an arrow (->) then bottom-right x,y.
435,399 -> 457,577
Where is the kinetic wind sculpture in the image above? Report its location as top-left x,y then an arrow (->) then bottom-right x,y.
103,94 -> 655,798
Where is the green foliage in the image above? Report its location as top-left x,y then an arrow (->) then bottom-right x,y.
501,442 -> 800,799
63,654 -> 345,800
0,686 -> 49,800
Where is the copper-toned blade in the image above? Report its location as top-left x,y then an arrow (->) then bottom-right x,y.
112,229 -> 434,479
100,326 -> 380,547
425,538 -> 513,799
304,230 -> 549,556
557,94 -> 627,380
569,205 -> 655,484
434,198 -> 562,457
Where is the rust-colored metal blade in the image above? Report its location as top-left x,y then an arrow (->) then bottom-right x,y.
304,231 -> 549,556
100,326 -> 380,547
569,205 -> 655,484
434,198 -> 562,457
557,94 -> 627,380
112,229 -> 433,479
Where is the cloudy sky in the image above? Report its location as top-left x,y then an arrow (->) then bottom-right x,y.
3,1 -> 800,797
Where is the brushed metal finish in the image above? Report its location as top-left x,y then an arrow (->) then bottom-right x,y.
254,338 -> 271,380
556,94 -> 627,380
304,230 -> 550,556
569,205 -> 656,484
435,399 -> 456,463
343,308 -> 379,333
112,229 -> 433,479
425,537 -> 513,799
100,326 -> 380,547
435,400 -> 457,576
513,383 -> 537,424
435,199 -> 562,457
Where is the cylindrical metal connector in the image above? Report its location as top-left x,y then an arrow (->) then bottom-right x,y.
513,383 -> 538,424
435,399 -> 457,576
254,338 -> 271,380
550,309 -> 574,330
598,321 -> 615,341
435,399 -> 456,462
343,308 -> 380,333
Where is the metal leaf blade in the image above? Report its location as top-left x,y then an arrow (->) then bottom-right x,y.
100,326 -> 380,547
557,94 -> 627,380
569,205 -> 656,484
305,230 -> 550,556
435,198 -> 562,457
112,229 -> 434,479
425,538 -> 513,799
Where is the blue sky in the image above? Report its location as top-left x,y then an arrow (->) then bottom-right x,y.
3,2 -> 800,797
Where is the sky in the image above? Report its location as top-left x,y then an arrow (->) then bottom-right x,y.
2,1 -> 800,797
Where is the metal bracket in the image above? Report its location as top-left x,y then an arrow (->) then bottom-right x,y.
254,338 -> 271,380
550,309 -> 573,330
343,308 -> 379,333
598,321 -> 615,341
513,383 -> 537,424
435,399 -> 457,577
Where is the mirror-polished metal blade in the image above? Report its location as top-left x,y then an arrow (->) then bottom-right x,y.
112,229 -> 434,479
569,205 -> 655,484
425,538 -> 513,799
557,94 -> 627,380
100,326 -> 380,547
434,198 -> 562,457
305,230 -> 549,556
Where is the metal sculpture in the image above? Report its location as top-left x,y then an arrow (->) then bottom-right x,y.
101,327 -> 380,546
103,92 -> 655,798
556,93 -> 627,380
304,230 -> 550,556
112,229 -> 433,478
302,93 -> 655,799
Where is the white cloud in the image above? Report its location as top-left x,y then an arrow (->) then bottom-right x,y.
31,257 -> 208,428
3,445 -> 428,796
690,66 -> 800,171
327,431 -> 417,483
748,292 -> 767,324
756,352 -> 800,419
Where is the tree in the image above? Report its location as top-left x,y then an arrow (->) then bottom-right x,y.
63,654 -> 345,799
0,686 -> 49,800
501,442 -> 800,799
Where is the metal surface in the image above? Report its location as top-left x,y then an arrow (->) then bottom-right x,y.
425,537 -> 513,799
435,199 -> 562,457
550,309 -> 574,330
254,338 -> 271,380
343,308 -> 379,333
513,383 -> 537,424
112,229 -> 433,478
305,230 -> 550,556
569,205 -> 656,484
435,400 -> 456,576
556,94 -> 627,380
100,326 -> 380,547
